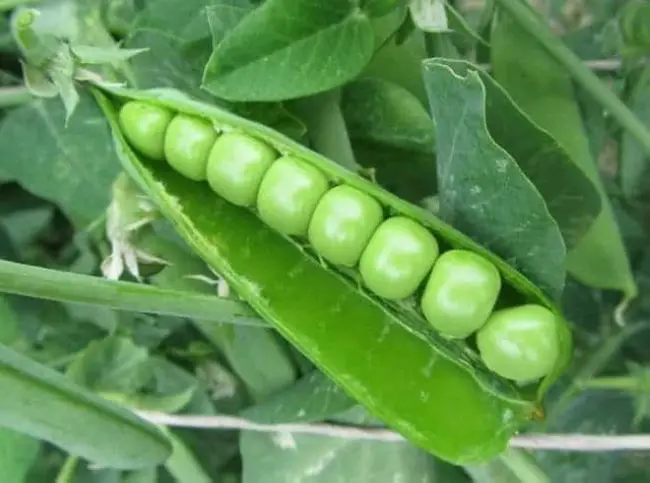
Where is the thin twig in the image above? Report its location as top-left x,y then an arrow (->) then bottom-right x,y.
137,411 -> 650,452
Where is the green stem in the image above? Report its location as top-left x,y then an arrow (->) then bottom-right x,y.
0,260 -> 266,326
579,376 -> 638,391
0,86 -> 33,108
55,455 -> 78,483
494,0 -> 650,157
498,448 -> 550,483
548,321 -> 650,422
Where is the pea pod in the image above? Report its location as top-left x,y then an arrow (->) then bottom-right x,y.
89,83 -> 572,464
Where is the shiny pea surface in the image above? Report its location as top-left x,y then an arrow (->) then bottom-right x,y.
206,132 -> 277,207
164,114 -> 218,181
476,304 -> 559,382
359,216 -> 439,300
307,185 -> 384,267
421,250 -> 501,339
256,155 -> 330,236
118,101 -> 173,161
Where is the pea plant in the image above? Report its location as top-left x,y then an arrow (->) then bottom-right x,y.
1,0 -> 650,481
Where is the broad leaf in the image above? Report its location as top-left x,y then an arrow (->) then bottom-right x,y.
431,59 -> 602,253
0,343 -> 171,468
202,0 -> 375,101
491,7 -> 637,297
134,0 -> 253,45
422,60 -> 566,299
240,429 -> 441,483
0,93 -> 119,227
0,428 -> 39,483
341,77 -> 437,202
66,336 -> 153,395
125,30 -> 306,140
242,369 -> 354,423
363,16 -> 429,105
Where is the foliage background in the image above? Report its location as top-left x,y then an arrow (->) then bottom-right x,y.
2,0 -> 650,481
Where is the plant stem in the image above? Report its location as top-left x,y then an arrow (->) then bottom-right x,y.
548,321 -> 650,422
494,0 -> 650,157
289,89 -> 361,172
498,448 -> 550,483
54,456 -> 78,483
578,376 -> 638,391
0,260 -> 266,327
0,86 -> 33,108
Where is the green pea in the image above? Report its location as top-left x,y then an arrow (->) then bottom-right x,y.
256,156 -> 329,236
476,304 -> 559,382
206,132 -> 277,206
308,185 -> 383,267
118,101 -> 173,161
164,114 -> 218,181
420,250 -> 501,339
359,217 -> 439,300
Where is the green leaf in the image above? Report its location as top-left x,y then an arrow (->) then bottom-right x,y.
240,430 -> 441,482
241,370 -> 354,423
124,29 -> 306,140
621,65 -> 650,200
465,448 -> 549,483
0,343 -> 171,468
135,0 -> 252,46
66,336 -> 152,395
362,16 -> 428,105
132,357 -> 197,413
433,59 -> 601,252
0,92 -> 119,227
491,8 -> 637,297
205,0 -> 255,48
0,428 -> 39,483
21,61 -> 58,98
0,259 -> 263,327
103,0 -> 140,37
122,467 -> 158,483
409,0 -> 448,32
361,0 -> 407,18
422,60 -> 566,300
163,429 -> 211,483
71,44 -> 148,64
341,77 -> 436,202
202,0 -> 376,101
10,7 -> 62,67
0,205 -> 53,258
138,229 -> 298,401
444,1 -> 488,49
125,30 -> 208,100
289,89 -> 361,171
0,296 -> 19,345
48,47 -> 79,124
534,390 -> 635,482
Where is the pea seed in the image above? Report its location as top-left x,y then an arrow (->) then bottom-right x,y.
308,185 -> 383,267
359,217 -> 439,300
118,101 -> 173,161
420,250 -> 501,339
164,114 -> 218,181
256,156 -> 329,236
206,133 -> 277,206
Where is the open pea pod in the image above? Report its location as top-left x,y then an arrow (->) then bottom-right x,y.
89,82 -> 572,465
